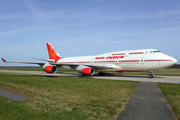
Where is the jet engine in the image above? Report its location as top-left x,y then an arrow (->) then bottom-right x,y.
76,65 -> 95,76
82,67 -> 95,76
42,63 -> 57,74
81,67 -> 95,76
45,65 -> 57,73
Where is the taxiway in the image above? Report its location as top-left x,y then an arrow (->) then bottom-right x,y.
0,70 -> 180,83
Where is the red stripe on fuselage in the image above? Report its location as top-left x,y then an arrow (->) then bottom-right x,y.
145,59 -> 172,62
129,52 -> 144,55
57,59 -> 173,65
112,53 -> 125,55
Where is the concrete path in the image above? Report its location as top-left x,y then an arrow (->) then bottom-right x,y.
118,82 -> 175,120
0,88 -> 29,101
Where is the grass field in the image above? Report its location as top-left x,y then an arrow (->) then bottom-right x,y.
0,67 -> 77,73
0,67 -> 43,71
0,67 -> 180,76
158,83 -> 180,120
0,72 -> 139,120
124,68 -> 180,76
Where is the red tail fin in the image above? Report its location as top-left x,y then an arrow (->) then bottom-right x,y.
46,43 -> 63,63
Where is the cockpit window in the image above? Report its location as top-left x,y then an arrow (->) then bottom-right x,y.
154,50 -> 160,53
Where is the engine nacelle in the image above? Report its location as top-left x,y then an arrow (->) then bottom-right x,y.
45,65 -> 57,73
78,66 -> 95,76
82,67 -> 95,76
42,63 -> 57,74
75,65 -> 95,76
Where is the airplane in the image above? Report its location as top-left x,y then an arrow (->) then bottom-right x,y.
1,43 -> 177,78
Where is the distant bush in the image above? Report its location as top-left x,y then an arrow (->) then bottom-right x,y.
168,64 -> 180,68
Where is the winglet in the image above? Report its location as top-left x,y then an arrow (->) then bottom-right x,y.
1,58 -> 6,63
46,43 -> 63,63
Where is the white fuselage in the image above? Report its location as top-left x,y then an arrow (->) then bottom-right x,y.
55,49 -> 177,72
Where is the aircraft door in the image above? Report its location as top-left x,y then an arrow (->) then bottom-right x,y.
91,59 -> 94,65
125,51 -> 129,57
140,57 -> 144,64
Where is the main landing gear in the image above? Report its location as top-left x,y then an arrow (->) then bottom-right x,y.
98,71 -> 105,76
147,70 -> 154,78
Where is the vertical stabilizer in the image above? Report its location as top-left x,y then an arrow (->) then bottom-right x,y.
46,43 -> 62,63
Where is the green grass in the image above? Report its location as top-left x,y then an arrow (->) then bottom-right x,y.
0,67 -> 43,71
158,83 -> 180,119
152,69 -> 180,76
0,72 -> 139,120
0,67 -> 77,73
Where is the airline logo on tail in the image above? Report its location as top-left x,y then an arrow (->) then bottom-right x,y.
46,43 -> 63,63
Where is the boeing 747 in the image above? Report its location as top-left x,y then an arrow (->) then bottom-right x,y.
1,43 -> 177,78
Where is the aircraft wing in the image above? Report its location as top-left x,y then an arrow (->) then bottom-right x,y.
2,58 -> 116,70
1,58 -> 45,66
52,63 -> 115,70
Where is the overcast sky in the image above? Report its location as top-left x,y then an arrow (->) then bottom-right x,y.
0,0 -> 180,66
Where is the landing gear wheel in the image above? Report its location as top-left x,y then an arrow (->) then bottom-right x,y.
147,70 -> 154,78
148,75 -> 154,78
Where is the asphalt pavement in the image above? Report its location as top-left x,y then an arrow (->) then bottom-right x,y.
0,88 -> 29,101
118,82 -> 175,120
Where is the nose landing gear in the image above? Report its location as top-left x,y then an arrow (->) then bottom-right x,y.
147,70 -> 154,78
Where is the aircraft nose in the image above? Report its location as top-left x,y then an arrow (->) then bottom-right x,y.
172,57 -> 177,64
